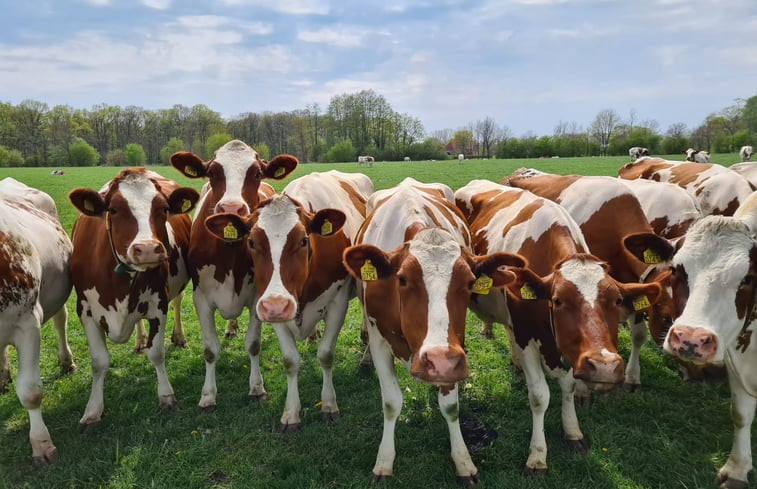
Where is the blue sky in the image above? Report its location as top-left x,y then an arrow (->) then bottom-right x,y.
1,0 -> 755,136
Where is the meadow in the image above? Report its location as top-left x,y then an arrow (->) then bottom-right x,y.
0,154 -> 749,489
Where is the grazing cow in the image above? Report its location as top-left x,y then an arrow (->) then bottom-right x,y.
458,153 -> 465,164
628,146 -> 650,159
205,170 -> 372,430
619,157 -> 755,216
739,145 -> 754,162
661,192 -> 757,488
683,148 -> 711,163
170,140 -> 298,412
619,178 -> 701,240
49,169 -> 64,176
358,155 -> 375,167
503,169 -> 676,387
403,156 -> 411,162
342,177 -> 524,482
0,179 -> 72,465
68,168 -> 199,429
455,179 -> 661,475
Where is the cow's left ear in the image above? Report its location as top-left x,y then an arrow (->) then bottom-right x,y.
309,209 -> 346,237
617,280 -> 663,315
623,232 -> 675,265
505,267 -> 551,302
262,154 -> 298,180
167,187 -> 200,215
204,213 -> 250,242
343,245 -> 394,282
69,188 -> 106,216
470,251 -> 528,294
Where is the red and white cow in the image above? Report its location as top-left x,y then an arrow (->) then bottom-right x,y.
0,179 -> 72,465
503,170 -> 675,388
661,192 -> 757,488
740,145 -> 754,162
619,178 -> 701,240
456,179 -> 661,475
628,146 -> 650,159
683,148 -> 711,163
458,153 -> 465,164
170,140 -> 297,412
729,161 -> 757,188
619,157 -> 755,217
342,177 -> 524,482
204,170 -> 372,431
358,155 -> 375,167
68,169 -> 199,428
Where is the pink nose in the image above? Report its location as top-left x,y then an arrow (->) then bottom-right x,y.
573,351 -> 624,388
257,296 -> 296,322
128,240 -> 167,266
666,325 -> 718,364
216,201 -> 249,216
411,345 -> 468,385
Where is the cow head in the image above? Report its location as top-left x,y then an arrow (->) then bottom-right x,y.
343,228 -> 525,387
69,168 -> 199,272
205,195 -> 346,322
507,254 -> 662,390
170,140 -> 297,217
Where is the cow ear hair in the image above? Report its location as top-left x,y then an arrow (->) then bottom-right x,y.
343,245 -> 393,281
167,187 -> 200,214
617,280 -> 662,315
170,151 -> 207,179
472,251 -> 528,289
204,213 -> 250,242
505,267 -> 550,302
69,188 -> 106,216
623,232 -> 675,265
262,154 -> 298,180
310,209 -> 346,237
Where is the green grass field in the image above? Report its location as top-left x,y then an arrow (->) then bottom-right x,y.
0,154 -> 748,489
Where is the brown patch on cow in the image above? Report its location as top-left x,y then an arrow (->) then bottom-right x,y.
668,163 -> 715,187
99,316 -> 109,333
718,197 -> 742,217
0,231 -> 38,311
338,181 -> 367,217
300,230 -> 350,304
506,173 -> 581,202
617,158 -> 674,180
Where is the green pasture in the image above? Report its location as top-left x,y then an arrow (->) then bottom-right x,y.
0,154 -> 748,489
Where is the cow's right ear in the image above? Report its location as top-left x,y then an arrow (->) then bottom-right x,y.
623,232 -> 675,266
262,154 -> 298,180
168,187 -> 200,215
204,213 -> 250,242
505,267 -> 550,302
69,188 -> 106,216
470,251 -> 528,294
170,151 -> 207,179
343,245 -> 394,282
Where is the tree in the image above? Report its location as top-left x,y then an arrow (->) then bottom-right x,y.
106,148 -> 126,166
160,137 -> 185,165
475,117 -> 499,158
0,145 -> 24,167
326,140 -> 356,163
590,109 -> 621,155
68,137 -> 99,166
206,132 -> 232,157
253,142 -> 270,160
452,130 -> 475,156
124,143 -> 147,166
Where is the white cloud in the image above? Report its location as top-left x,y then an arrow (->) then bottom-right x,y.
81,0 -> 111,5
298,28 -> 362,47
215,0 -> 330,15
142,0 -> 171,9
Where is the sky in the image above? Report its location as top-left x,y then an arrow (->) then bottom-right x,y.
1,0 -> 756,137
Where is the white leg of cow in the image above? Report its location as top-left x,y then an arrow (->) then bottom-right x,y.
245,313 -> 267,401
145,318 -> 177,412
520,343 -> 550,475
559,373 -> 587,453
15,318 -> 57,465
79,317 -> 109,428
624,317 -> 646,391
0,345 -> 10,393
272,321 -> 301,432
194,293 -> 220,412
317,295 -> 349,421
438,385 -> 478,483
133,319 -> 148,353
718,363 -> 756,488
370,333 -> 402,480
169,292 -> 187,347
51,306 -> 75,374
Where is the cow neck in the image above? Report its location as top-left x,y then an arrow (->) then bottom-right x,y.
546,299 -> 571,370
106,211 -> 138,279
724,285 -> 757,396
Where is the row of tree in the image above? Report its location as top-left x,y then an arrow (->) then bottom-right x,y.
1,91 -> 756,167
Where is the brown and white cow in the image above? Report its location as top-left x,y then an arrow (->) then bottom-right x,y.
0,178 -> 72,465
628,146 -> 650,159
68,168 -> 199,428
619,157 -> 755,217
342,177 -> 524,483
661,192 -> 757,488
619,178 -> 701,240
683,148 -> 711,163
740,145 -> 754,162
502,170 -> 675,388
170,140 -> 297,412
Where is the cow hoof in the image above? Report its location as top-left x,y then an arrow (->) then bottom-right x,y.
479,329 -> 493,339
171,337 -> 188,348
59,363 -> 77,375
371,473 -> 391,482
359,359 -> 374,371
199,404 -> 217,414
79,420 -> 101,433
32,446 -> 58,467
249,393 -> 268,403
133,345 -> 148,354
457,473 -> 479,486
159,395 -> 178,412
321,411 -> 340,422
523,466 -> 547,477
565,438 -> 590,454
279,422 -> 301,433
623,382 -> 640,393
718,477 -> 749,489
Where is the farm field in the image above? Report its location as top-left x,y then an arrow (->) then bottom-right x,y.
0,153 -> 749,489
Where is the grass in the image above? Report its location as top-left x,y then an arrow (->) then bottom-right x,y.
0,153 -> 749,489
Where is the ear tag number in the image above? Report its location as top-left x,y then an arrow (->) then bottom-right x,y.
472,274 -> 493,295
321,219 -> 332,236
520,284 -> 537,300
275,167 -> 286,177
643,248 -> 662,264
184,167 -> 197,177
223,222 -> 238,240
633,295 -> 651,311
84,200 -> 94,212
361,260 -> 378,281
181,199 -> 191,212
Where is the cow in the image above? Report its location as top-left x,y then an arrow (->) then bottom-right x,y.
68,168 -> 199,429
169,140 -> 298,412
619,178 -> 701,240
49,170 -> 64,176
619,157 -> 755,217
0,178 -> 73,465
403,156 -> 411,162
342,177 -> 524,482
458,153 -> 465,164
661,192 -> 757,488
204,170 -> 372,431
455,179 -> 662,475
683,148 -> 711,163
628,146 -> 650,159
503,169 -> 676,387
358,155 -> 375,167
739,145 -> 754,162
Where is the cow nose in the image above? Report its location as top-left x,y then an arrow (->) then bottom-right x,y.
257,296 -> 295,322
412,345 -> 468,384
216,201 -> 249,216
128,240 -> 167,266
666,325 -> 718,364
573,351 -> 624,388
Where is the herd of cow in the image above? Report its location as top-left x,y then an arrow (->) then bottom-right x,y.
4,139 -> 757,487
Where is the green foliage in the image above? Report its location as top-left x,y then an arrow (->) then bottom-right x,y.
205,132 -> 232,157
253,142 -> 270,160
326,139 -> 356,163
160,137 -> 185,165
452,129 -> 475,155
124,143 -> 147,166
105,148 -> 126,166
47,144 -> 69,167
68,137 -> 100,166
661,135 -> 690,155
310,139 -> 328,163
404,138 -> 448,161
0,145 -> 23,167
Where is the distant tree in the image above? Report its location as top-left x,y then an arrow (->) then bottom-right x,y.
743,95 -> 757,135
0,145 -> 24,167
310,139 -> 328,163
590,109 -> 621,155
206,132 -> 232,157
124,143 -> 147,166
68,137 -> 100,166
327,140 -> 356,163
160,137 -> 185,165
253,142 -> 270,160
405,138 -> 447,161
475,116 -> 499,158
452,129 -> 475,156
106,148 -> 126,166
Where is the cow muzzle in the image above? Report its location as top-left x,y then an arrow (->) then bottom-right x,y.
664,325 -> 718,365
127,240 -> 167,268
215,200 -> 250,216
257,295 -> 296,322
411,344 -> 468,386
573,351 -> 624,390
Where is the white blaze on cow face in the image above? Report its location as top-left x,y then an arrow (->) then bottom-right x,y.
213,143 -> 261,216
115,174 -> 166,270
558,258 -> 606,307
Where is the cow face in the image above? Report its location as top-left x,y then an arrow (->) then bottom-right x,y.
170,140 -> 297,217
663,216 -> 757,365
508,255 -> 662,390
343,228 -> 524,387
69,169 -> 199,272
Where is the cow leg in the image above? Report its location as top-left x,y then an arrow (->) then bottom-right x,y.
169,292 -> 187,347
0,345 -> 10,393
272,322 -> 301,432
245,313 -> 267,401
194,294 -> 220,412
624,317 -> 646,391
439,384 -> 478,484
79,317 -> 109,428
133,320 -> 148,353
224,319 -> 239,339
520,344 -> 550,476
503,322 -> 524,371
369,331 -> 402,480
480,320 -> 494,339
317,295 -> 349,421
15,319 -> 57,465
559,373 -> 588,454
145,318 -> 177,412
717,363 -> 756,488
359,312 -> 373,369
51,306 -> 75,374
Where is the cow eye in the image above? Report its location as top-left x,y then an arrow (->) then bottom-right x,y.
552,297 -> 562,307
615,297 -> 623,306
398,275 -> 407,287
108,207 -> 117,215
467,279 -> 476,290
741,276 -> 753,287
301,237 -> 309,248
248,238 -> 255,249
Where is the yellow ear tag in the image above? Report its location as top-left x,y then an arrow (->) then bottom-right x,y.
181,199 -> 191,213
321,219 -> 332,236
643,248 -> 662,264
472,274 -> 493,295
274,167 -> 286,178
223,222 -> 238,240
632,295 -> 651,311
360,259 -> 378,281
184,167 -> 197,177
520,283 -> 537,300
84,200 -> 94,213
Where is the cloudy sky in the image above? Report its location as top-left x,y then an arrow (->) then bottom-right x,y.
1,0 -> 755,136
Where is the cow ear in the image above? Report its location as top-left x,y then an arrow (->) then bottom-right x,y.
343,245 -> 393,281
623,232 -> 675,265
204,213 -> 250,242
505,267 -> 550,302
167,187 -> 200,214
617,280 -> 662,315
470,251 -> 528,293
262,154 -> 298,180
310,209 -> 346,237
170,151 -> 207,179
69,188 -> 106,216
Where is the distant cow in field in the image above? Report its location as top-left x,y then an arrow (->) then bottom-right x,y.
683,148 -> 710,163
358,155 -> 375,167
740,145 -> 753,162
458,153 -> 464,164
628,147 -> 650,159
50,170 -> 64,176
403,156 -> 411,162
